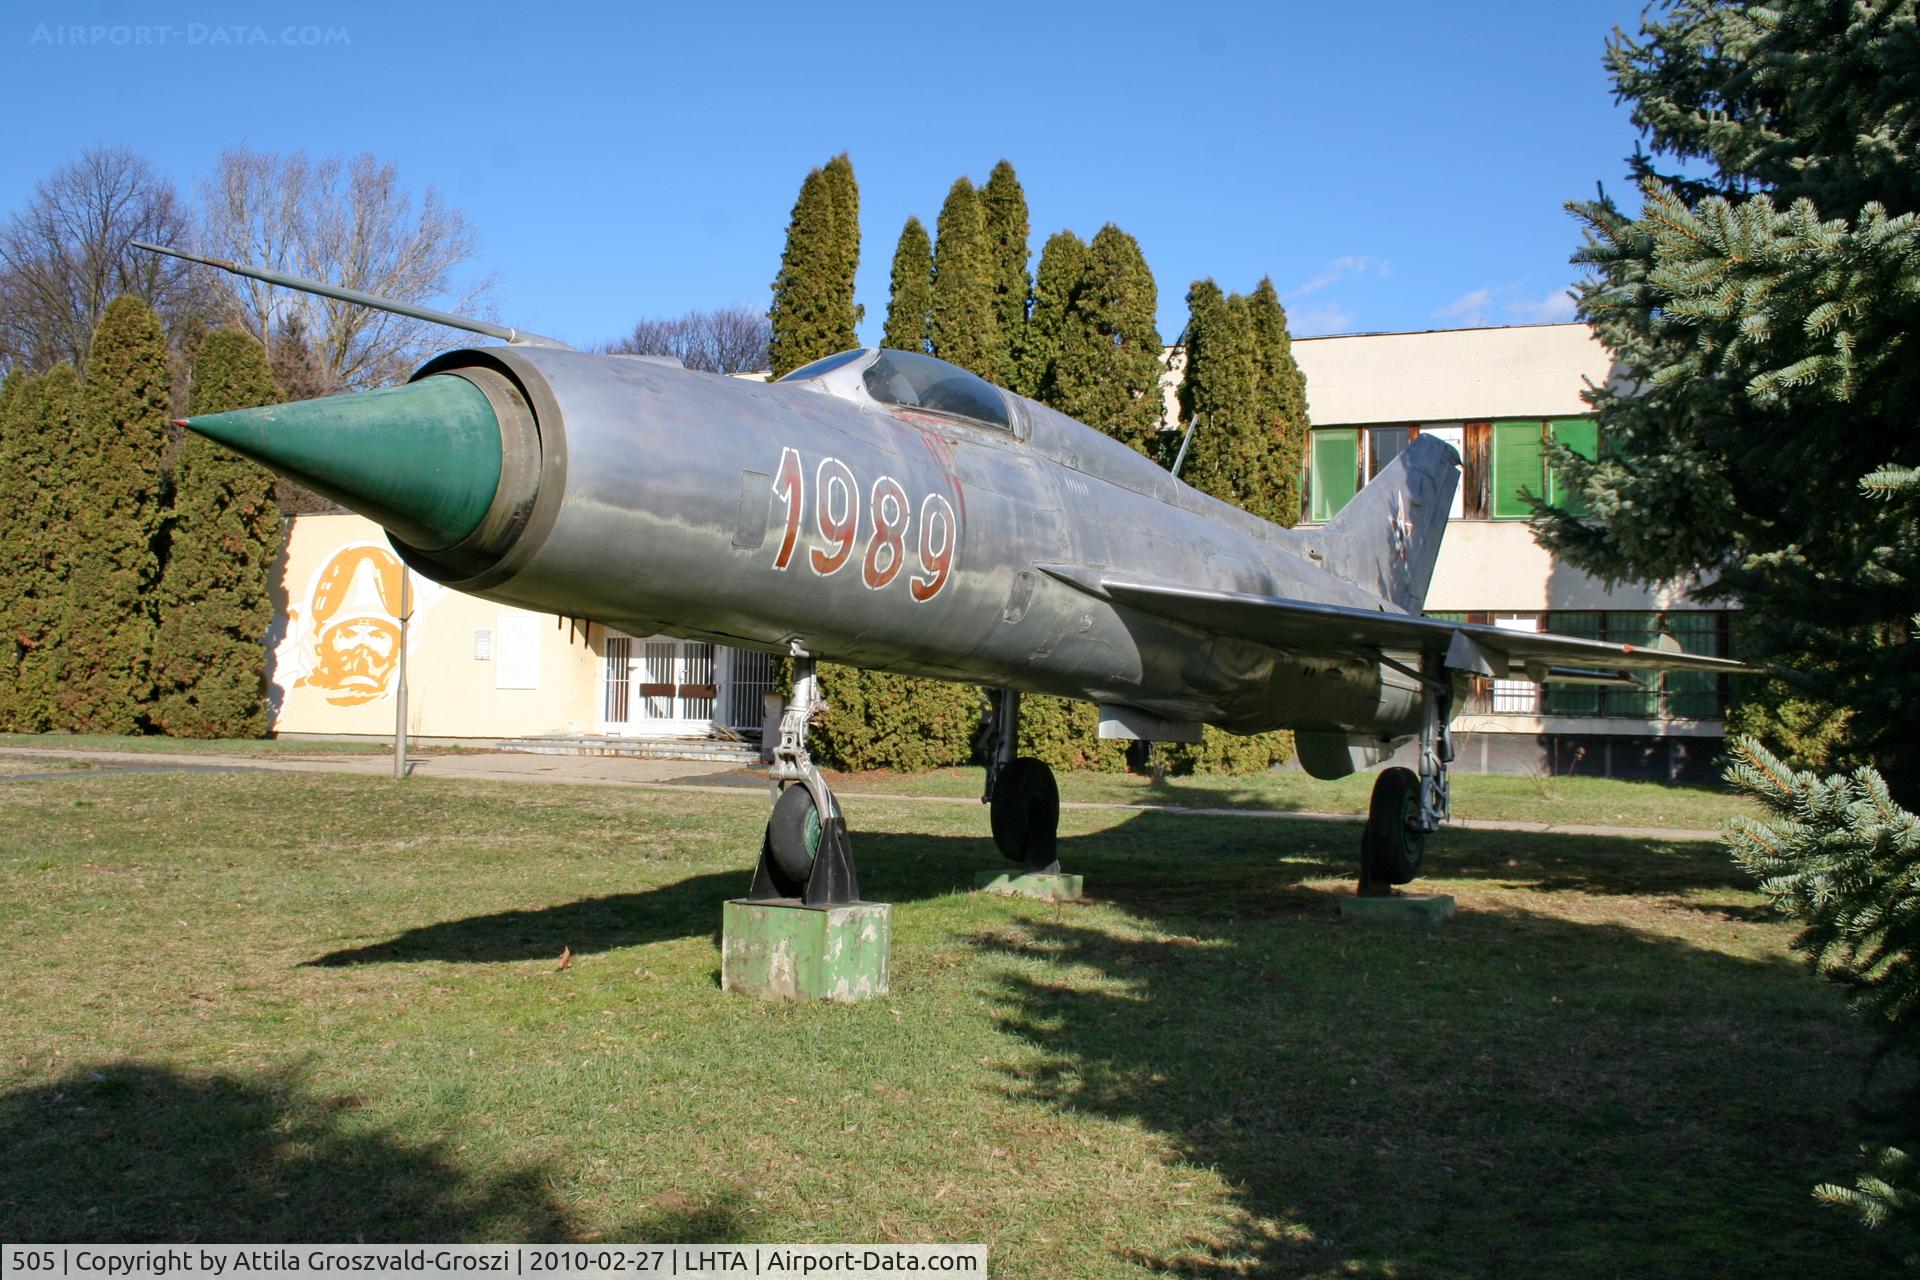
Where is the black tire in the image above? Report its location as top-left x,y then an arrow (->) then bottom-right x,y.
991,757 -> 1060,865
1365,766 -> 1426,885
768,784 -> 830,882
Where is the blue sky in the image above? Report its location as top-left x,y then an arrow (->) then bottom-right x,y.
7,0 -> 1655,351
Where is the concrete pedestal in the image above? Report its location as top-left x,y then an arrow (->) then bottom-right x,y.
1339,892 -> 1455,924
721,899 -> 891,1002
974,870 -> 1084,901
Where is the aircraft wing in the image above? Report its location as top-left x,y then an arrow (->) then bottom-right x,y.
1036,566 -> 1745,681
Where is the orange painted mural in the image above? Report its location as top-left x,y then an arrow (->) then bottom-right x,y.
273,543 -> 442,707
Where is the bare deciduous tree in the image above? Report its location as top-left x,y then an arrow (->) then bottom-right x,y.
606,306 -> 771,374
0,147 -> 201,374
200,146 -> 494,393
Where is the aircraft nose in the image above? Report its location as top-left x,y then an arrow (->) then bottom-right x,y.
177,374 -> 504,552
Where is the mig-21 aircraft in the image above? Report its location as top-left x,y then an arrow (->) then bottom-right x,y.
139,241 -> 1745,904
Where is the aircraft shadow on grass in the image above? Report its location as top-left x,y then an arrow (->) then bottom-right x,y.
0,1062 -> 751,1243
282,809 -> 1890,1273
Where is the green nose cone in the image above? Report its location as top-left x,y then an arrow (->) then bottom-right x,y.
180,375 -> 502,551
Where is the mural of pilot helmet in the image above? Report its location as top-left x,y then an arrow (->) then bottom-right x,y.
300,545 -> 409,706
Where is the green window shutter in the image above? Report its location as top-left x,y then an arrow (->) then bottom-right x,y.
1491,421 -> 1545,519
1309,429 -> 1359,523
1548,418 -> 1599,516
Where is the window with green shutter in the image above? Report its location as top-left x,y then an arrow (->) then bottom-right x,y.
1664,612 -> 1725,719
1308,429 -> 1360,523
1491,420 -> 1545,519
1602,612 -> 1662,717
1547,418 -> 1600,517
1543,611 -> 1604,716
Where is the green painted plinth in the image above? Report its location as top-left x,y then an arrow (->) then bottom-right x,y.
975,870 -> 1084,901
1340,892 -> 1455,924
721,899 -> 891,1003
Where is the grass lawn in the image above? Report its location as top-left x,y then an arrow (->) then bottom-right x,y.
831,765 -> 1760,831
0,732 -> 403,756
0,769 -> 1896,1276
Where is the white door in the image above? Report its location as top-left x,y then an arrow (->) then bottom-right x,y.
1491,614 -> 1541,713
602,633 -> 716,736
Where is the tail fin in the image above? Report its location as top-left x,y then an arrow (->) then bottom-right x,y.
1315,433 -> 1458,613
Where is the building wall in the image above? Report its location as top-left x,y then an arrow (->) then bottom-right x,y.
268,513 -> 602,738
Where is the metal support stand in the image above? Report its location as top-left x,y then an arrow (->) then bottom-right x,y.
748,649 -> 861,906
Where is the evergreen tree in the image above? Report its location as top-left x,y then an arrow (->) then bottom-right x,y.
980,160 -> 1031,388
810,663 -> 980,773
1246,277 -> 1310,529
929,178 -> 998,379
151,331 -> 284,738
1532,0 -> 1920,796
1176,280 -> 1264,510
1050,224 -> 1164,457
768,158 -> 861,379
1159,280 -> 1296,775
1725,733 -> 1920,1257
6,366 -> 81,730
1020,230 -> 1088,400
10,368 -> 81,729
821,153 -> 864,333
0,372 -> 45,727
62,295 -> 170,733
882,216 -> 934,354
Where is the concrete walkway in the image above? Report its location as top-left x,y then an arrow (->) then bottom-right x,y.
0,744 -> 1726,842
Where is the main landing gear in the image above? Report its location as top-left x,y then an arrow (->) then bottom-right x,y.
749,651 -> 861,906
1359,665 -> 1454,896
982,688 -> 1062,873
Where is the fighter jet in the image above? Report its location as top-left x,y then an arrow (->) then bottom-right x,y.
139,242 -> 1744,903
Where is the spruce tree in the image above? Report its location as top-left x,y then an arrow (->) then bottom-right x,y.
768,159 -> 861,378
151,331 -> 284,738
930,178 -> 998,379
0,369 -> 21,423
882,216 -> 934,354
1725,733 -> 1920,1256
1532,0 -> 1920,796
980,160 -> 1031,388
1246,276 -> 1310,528
62,295 -> 170,733
1050,224 -> 1164,457
1020,230 -> 1088,400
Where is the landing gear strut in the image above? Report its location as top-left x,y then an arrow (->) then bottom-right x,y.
983,688 -> 1061,873
1359,663 -> 1454,895
749,650 -> 861,905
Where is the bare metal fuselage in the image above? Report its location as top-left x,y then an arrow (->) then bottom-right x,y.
397,346 -> 1425,742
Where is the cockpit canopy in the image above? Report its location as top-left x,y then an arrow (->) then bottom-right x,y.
778,348 -> 1012,432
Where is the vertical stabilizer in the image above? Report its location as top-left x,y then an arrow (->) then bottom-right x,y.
1315,433 -> 1459,613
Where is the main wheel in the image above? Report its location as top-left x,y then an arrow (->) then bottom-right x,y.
991,757 -> 1060,865
1364,766 -> 1426,886
767,784 -> 833,881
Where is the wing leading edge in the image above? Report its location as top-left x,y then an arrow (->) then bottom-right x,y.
1036,565 -> 1745,682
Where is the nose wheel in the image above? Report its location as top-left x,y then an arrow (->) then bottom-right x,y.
749,651 -> 861,906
